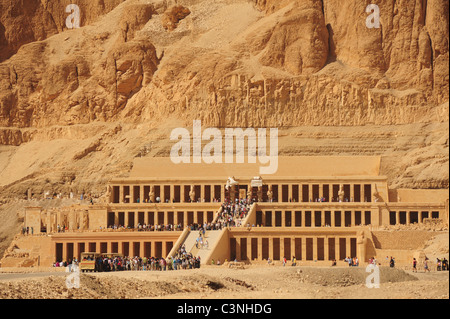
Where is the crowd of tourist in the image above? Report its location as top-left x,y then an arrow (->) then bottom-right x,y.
106,223 -> 184,232
54,251 -> 201,272
105,220 -> 229,232
171,244 -> 201,270
217,198 -> 252,227
436,258 -> 448,271
344,256 -> 360,267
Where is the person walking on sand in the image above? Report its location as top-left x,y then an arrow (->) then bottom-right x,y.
412,258 -> 417,273
389,256 -> 395,268
424,257 -> 430,273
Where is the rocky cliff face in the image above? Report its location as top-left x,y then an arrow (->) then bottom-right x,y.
0,0 -> 448,198
0,0 -> 127,62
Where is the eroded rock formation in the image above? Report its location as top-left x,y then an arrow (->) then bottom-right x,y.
0,0 -> 447,197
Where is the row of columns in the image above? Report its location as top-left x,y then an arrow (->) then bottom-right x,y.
231,236 -> 358,262
114,184 -> 225,204
390,211 -> 439,225
108,210 -> 216,227
256,210 -> 372,227
111,182 -> 375,204
56,240 -> 174,262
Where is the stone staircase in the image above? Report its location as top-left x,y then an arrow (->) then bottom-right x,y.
168,203 -> 254,264
182,230 -> 200,254
178,229 -> 224,265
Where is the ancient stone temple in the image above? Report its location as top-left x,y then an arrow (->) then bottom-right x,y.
7,156 -> 449,267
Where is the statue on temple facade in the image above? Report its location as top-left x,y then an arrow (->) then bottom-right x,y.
338,184 -> 345,202
189,185 -> 196,202
373,185 -> 383,202
82,211 -> 89,230
225,176 -> 238,190
357,230 -> 367,263
149,186 -> 155,203
257,186 -> 263,202
267,185 -> 273,202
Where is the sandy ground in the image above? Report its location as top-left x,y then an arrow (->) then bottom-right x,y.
0,264 -> 448,300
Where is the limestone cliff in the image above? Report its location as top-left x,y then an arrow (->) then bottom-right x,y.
0,0 -> 448,199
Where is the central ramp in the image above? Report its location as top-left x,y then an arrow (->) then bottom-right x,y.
191,230 -> 224,264
169,229 -> 225,265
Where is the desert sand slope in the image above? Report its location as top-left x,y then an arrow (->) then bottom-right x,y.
0,265 -> 448,299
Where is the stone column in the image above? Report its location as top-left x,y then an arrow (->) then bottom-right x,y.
119,185 -> 124,204
350,184 -> 355,202
200,185 -> 205,202
140,241 -> 145,258
181,185 -> 185,203
62,243 -> 68,262
113,212 -> 117,226
299,185 -> 304,202
163,241 -> 169,259
361,185 -> 366,202
69,211 -> 76,231
396,211 -> 400,225
193,210 -> 198,224
268,237 -> 273,260
139,186 -> 144,204
324,237 -> 329,261
301,238 -> 306,261
161,186 -> 166,203
313,237 -> 318,261
235,237 -> 241,261
125,212 -> 129,228
151,242 -> 156,258
247,238 -> 252,262
130,186 -> 135,204
46,213 -> 52,234
73,242 -> 79,262
346,237 -> 352,258
170,185 -> 175,203
319,184 -> 324,200
175,211 -> 180,226
164,211 -> 169,226
308,184 -> 313,202
278,185 -> 282,202
143,211 -> 148,225
301,211 -> 306,228
257,238 -> 262,261
291,238 -> 296,259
